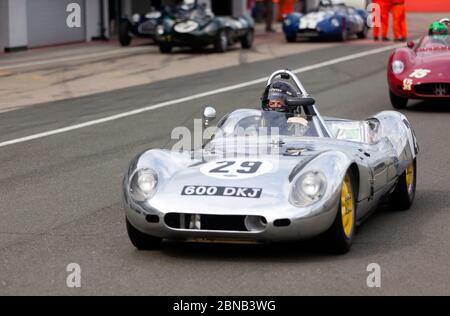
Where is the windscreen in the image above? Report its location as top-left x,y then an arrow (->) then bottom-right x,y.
212,110 -> 321,140
418,35 -> 450,49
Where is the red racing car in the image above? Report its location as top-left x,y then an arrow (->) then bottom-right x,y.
387,19 -> 450,109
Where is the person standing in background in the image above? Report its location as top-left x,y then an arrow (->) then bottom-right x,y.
265,0 -> 275,32
392,0 -> 408,42
372,0 -> 392,41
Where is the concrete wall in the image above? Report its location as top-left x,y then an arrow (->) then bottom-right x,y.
85,0 -> 110,40
232,0 -> 247,16
0,0 -> 8,52
0,0 -> 28,51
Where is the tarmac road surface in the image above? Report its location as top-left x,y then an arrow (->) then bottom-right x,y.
0,31 -> 449,296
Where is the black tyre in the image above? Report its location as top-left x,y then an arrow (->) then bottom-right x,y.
339,28 -> 348,41
286,34 -> 297,43
390,90 -> 408,109
126,217 -> 162,250
159,43 -> 173,54
324,171 -> 356,254
119,21 -> 132,47
389,159 -> 416,210
357,25 -> 368,39
241,30 -> 254,49
214,30 -> 228,53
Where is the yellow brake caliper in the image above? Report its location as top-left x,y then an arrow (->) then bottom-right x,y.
405,162 -> 414,193
341,176 -> 354,238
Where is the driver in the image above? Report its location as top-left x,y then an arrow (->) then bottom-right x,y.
261,81 -> 298,112
428,22 -> 449,46
261,81 -> 310,136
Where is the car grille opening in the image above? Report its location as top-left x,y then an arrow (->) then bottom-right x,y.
274,219 -> 291,227
164,213 -> 267,232
414,83 -> 450,96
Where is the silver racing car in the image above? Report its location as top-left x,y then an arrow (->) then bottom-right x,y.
123,70 -> 418,253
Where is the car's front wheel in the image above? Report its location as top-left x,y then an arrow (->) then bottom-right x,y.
389,159 -> 416,210
286,34 -> 297,43
214,30 -> 228,53
119,21 -> 132,47
357,25 -> 368,39
241,30 -> 254,49
324,171 -> 356,254
339,28 -> 348,41
390,90 -> 408,109
126,217 -> 162,250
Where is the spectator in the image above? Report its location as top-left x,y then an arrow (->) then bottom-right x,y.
265,0 -> 275,32
372,0 -> 392,41
392,0 -> 408,42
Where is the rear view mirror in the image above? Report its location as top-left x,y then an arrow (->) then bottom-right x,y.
407,41 -> 415,49
203,106 -> 216,127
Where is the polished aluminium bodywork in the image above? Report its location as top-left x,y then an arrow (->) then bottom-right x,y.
123,70 -> 418,243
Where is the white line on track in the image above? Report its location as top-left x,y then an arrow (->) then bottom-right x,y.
0,44 -> 401,149
0,46 -> 151,71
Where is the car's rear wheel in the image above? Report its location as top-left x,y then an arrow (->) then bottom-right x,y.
389,159 -> 416,210
214,30 -> 228,53
126,217 -> 162,250
241,29 -> 254,49
159,43 -> 173,54
357,25 -> 368,39
324,171 -> 356,254
389,90 -> 408,109
119,21 -> 132,47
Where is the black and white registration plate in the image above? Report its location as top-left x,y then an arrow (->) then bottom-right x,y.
181,185 -> 262,198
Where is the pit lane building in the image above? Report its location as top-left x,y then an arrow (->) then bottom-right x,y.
0,0 -> 252,52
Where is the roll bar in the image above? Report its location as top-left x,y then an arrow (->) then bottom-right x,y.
266,70 -> 333,137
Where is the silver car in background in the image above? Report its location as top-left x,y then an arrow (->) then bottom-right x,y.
123,70 -> 418,254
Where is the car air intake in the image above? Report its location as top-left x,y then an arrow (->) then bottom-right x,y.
415,83 -> 450,96
164,213 -> 267,232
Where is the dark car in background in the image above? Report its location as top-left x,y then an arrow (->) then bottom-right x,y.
154,1 -> 255,53
119,10 -> 162,46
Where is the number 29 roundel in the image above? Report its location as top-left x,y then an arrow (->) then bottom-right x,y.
200,159 -> 273,180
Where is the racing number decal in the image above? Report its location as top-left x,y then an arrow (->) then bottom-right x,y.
209,161 -> 235,174
209,161 -> 263,174
200,159 -> 273,179
409,69 -> 431,79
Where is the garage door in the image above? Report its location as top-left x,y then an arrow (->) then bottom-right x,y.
27,0 -> 86,47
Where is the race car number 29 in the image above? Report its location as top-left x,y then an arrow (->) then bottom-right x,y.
200,159 -> 273,179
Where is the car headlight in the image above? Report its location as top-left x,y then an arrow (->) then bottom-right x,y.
132,14 -> 141,23
290,171 -> 327,207
130,169 -> 158,202
331,18 -> 340,28
392,60 -> 405,75
156,25 -> 165,35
